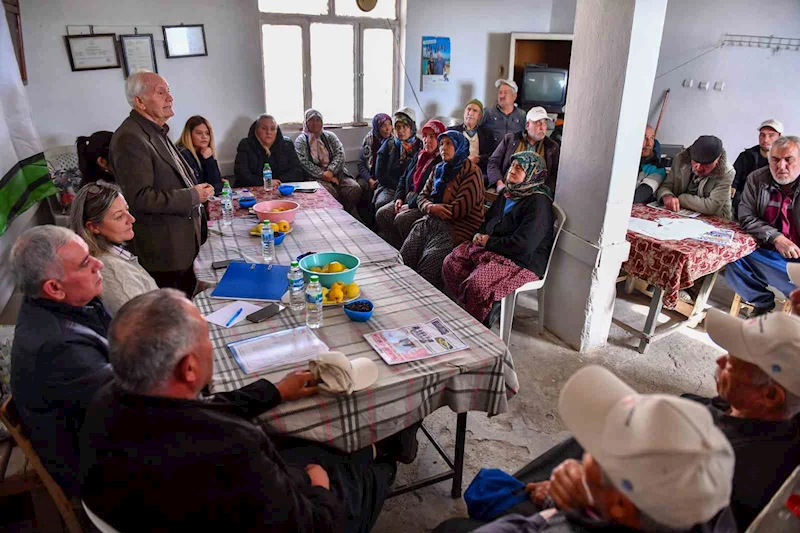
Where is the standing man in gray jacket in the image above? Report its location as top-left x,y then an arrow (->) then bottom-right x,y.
110,70 -> 214,297
725,136 -> 800,315
656,135 -> 734,219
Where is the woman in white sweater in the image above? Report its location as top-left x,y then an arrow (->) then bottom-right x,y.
69,181 -> 158,314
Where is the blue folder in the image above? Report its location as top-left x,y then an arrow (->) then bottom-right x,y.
210,262 -> 290,302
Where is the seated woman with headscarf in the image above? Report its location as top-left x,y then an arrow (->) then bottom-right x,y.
76,131 -> 114,183
234,114 -> 302,188
443,152 -> 554,328
358,113 -> 393,191
295,109 -> 363,214
373,108 -> 423,214
400,131 -> 485,288
375,119 -> 445,248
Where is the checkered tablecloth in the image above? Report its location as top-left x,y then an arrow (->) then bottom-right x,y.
196,209 -> 402,283
623,204 -> 758,309
206,185 -> 342,220
194,262 -> 518,453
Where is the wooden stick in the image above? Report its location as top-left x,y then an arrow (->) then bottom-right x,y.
654,88 -> 670,137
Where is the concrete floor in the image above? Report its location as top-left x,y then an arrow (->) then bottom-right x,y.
373,282 -> 731,533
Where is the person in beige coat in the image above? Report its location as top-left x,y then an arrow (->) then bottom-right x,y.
656,135 -> 734,219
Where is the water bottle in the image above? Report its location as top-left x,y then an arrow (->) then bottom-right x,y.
306,275 -> 323,329
220,191 -> 233,228
262,163 -> 273,191
261,221 -> 275,263
288,260 -> 305,312
222,179 -> 232,198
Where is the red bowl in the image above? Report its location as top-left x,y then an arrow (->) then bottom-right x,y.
253,200 -> 299,224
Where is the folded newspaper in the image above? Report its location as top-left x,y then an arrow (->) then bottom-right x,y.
364,317 -> 468,365
692,228 -> 735,246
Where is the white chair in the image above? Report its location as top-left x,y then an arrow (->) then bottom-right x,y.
82,501 -> 122,533
498,202 -> 567,344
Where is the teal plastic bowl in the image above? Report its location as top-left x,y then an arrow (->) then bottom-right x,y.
299,252 -> 360,288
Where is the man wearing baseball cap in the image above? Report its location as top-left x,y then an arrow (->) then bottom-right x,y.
725,136 -> 800,315
484,79 -> 528,147
487,106 -> 560,192
656,135 -> 735,219
731,119 -> 784,217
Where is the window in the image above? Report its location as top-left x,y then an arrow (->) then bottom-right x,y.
259,1 -> 399,126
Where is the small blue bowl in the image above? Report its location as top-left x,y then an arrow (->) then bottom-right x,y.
278,184 -> 296,196
274,232 -> 286,246
343,299 -> 374,322
238,196 -> 257,209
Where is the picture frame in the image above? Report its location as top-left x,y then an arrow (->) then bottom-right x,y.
64,33 -> 120,72
162,24 -> 208,58
119,34 -> 158,77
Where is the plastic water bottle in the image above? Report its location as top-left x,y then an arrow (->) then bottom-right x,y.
306,275 -> 323,329
220,191 -> 233,228
222,179 -> 232,198
263,163 -> 273,191
288,260 -> 305,312
261,222 -> 275,263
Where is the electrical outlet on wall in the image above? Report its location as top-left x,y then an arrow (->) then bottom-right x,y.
714,81 -> 725,91
698,81 -> 709,90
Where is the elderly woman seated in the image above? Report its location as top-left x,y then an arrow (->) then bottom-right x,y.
68,181 -> 158,314
375,119 -> 445,248
234,114 -> 302,188
374,108 -> 423,214
358,113 -> 393,191
295,108 -> 363,214
400,130 -> 485,288
442,152 -> 554,328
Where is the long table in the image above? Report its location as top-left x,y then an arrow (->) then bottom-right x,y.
206,184 -> 342,221
194,208 -> 517,497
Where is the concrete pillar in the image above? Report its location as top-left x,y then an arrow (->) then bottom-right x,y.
543,0 -> 668,351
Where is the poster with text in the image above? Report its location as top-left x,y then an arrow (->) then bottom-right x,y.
422,36 -> 450,90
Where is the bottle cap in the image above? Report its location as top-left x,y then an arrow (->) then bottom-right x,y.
291,260 -> 299,267
310,275 -> 319,282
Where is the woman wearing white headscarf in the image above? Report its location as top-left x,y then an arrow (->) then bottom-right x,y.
294,108 -> 364,214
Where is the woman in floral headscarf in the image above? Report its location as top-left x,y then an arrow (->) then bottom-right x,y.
400,130 -> 485,287
442,151 -> 554,328
373,107 -> 423,214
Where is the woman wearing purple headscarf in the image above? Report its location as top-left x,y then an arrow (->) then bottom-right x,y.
358,113 -> 393,188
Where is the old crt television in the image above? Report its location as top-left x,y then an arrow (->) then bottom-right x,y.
521,66 -> 568,113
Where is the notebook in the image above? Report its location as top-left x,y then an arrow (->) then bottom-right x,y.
210,262 -> 290,302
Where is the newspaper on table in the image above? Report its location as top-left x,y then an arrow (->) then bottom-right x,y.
646,201 -> 701,218
364,317 -> 468,365
693,228 -> 735,246
228,326 -> 329,374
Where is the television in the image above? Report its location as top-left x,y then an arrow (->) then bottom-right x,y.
521,66 -> 568,114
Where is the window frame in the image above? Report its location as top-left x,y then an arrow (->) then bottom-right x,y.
259,0 -> 400,127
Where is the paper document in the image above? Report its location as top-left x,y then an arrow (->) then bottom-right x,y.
693,228 -> 735,246
228,326 -> 329,374
292,181 -> 321,191
205,301 -> 261,328
628,217 -> 719,241
646,201 -> 701,218
364,317 -> 468,365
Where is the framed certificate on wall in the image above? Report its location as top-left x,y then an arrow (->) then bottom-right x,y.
119,34 -> 158,77
64,33 -> 120,71
162,24 -> 207,58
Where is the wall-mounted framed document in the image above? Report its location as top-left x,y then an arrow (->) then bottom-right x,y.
64,33 -> 120,71
119,34 -> 158,77
162,24 -> 207,58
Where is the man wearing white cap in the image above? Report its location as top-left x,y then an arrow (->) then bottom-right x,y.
484,79 -> 528,147
726,136 -> 800,315
80,289 -> 396,533
487,106 -> 560,192
732,119 -> 784,217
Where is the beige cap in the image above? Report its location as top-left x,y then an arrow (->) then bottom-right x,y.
308,351 -> 378,395
494,79 -> 518,93
394,106 -> 417,125
759,119 -> 784,135
526,106 -> 552,123
706,308 -> 800,396
559,365 -> 734,529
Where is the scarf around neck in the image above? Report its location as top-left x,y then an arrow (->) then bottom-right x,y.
430,131 -> 470,203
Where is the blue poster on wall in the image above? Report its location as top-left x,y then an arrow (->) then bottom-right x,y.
422,36 -> 450,89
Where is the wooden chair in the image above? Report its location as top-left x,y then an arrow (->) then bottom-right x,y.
729,293 -> 792,317
0,397 -> 83,533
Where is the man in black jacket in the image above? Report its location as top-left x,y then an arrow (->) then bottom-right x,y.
731,119 -> 783,218
448,99 -> 496,179
80,289 -> 395,533
10,225 -> 113,497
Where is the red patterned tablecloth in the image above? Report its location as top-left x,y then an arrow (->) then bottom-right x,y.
622,204 -> 758,309
206,185 -> 342,220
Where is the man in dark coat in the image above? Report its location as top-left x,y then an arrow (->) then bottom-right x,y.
731,119 -> 783,218
448,99 -> 496,180
110,70 -> 214,297
10,225 -> 113,497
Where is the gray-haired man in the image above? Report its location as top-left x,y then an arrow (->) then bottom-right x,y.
10,225 -> 113,496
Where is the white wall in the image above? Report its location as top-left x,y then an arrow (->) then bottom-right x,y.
402,0 -> 554,122
21,0 -> 264,173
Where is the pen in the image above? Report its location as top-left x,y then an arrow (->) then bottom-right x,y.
225,308 -> 243,327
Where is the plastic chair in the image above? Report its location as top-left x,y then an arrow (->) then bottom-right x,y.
82,501 -> 122,533
44,145 -> 82,227
499,203 -> 567,344
0,397 -> 83,533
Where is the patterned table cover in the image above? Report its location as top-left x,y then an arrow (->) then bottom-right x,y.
195,262 -> 518,452
196,209 -> 402,283
206,185 -> 342,220
623,204 -> 758,309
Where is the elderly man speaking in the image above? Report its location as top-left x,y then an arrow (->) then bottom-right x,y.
110,70 -> 213,297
